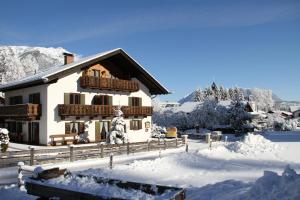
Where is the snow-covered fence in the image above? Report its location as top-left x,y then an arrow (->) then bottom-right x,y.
0,138 -> 184,168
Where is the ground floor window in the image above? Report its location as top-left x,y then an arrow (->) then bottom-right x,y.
130,120 -> 142,130
65,122 -> 85,134
7,121 -> 22,133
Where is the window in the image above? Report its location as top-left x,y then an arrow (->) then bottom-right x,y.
129,97 -> 142,106
130,120 -> 142,130
64,93 -> 85,105
65,122 -> 85,134
7,121 -> 22,133
93,95 -> 112,105
9,96 -> 23,105
29,93 -> 40,104
92,69 -> 100,77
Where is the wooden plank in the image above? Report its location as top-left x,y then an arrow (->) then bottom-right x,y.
26,181 -> 123,200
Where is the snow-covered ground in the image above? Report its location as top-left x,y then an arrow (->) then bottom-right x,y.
1,131 -> 300,199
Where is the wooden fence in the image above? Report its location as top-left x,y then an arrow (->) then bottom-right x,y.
0,138 -> 184,168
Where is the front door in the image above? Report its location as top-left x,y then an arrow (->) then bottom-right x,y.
28,122 -> 39,145
95,121 -> 111,142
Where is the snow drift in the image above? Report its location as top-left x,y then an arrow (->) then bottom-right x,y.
188,165 -> 300,200
198,133 -> 282,159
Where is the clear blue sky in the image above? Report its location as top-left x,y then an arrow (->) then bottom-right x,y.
1,0 -> 300,101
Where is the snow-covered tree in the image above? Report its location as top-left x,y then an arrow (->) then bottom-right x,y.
227,100 -> 251,131
0,128 -> 9,153
107,106 -> 127,144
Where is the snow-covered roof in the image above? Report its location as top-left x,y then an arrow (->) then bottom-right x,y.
0,48 -> 169,95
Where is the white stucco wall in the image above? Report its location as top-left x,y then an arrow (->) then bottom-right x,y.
46,71 -> 152,144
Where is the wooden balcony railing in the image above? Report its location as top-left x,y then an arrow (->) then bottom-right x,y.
121,106 -> 153,116
0,104 -> 41,120
58,104 -> 114,117
80,76 -> 139,92
58,104 -> 153,117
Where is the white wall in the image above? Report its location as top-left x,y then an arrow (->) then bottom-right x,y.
46,71 -> 152,144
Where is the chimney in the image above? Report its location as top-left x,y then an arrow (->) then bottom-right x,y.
63,52 -> 74,65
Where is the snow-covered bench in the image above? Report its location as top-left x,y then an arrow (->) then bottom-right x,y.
49,133 -> 78,146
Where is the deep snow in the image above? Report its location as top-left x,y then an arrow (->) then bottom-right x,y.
1,132 -> 300,199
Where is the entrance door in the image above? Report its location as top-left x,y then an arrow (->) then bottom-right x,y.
95,121 -> 111,142
28,122 -> 39,145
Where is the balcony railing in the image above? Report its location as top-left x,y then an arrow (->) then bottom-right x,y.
121,106 -> 153,116
58,104 -> 114,117
0,104 -> 41,119
58,104 -> 153,117
80,76 -> 139,92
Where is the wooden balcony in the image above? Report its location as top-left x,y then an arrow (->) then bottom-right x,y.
58,104 -> 114,117
0,104 -> 41,120
58,104 -> 153,118
80,76 -> 139,92
121,106 -> 153,116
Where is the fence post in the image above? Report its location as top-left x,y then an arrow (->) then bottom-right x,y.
186,144 -> 189,153
69,145 -> 74,162
126,142 -> 129,155
109,153 -> 113,169
147,139 -> 150,151
17,162 -> 24,188
175,138 -> 178,147
164,139 -> 166,150
29,147 -> 35,166
100,144 -> 104,158
182,135 -> 188,145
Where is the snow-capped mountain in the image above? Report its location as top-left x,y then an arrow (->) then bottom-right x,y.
0,46 -> 74,84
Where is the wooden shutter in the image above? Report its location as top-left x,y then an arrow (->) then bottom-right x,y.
95,122 -> 100,142
80,94 -> 85,105
139,98 -> 142,106
128,97 -> 132,106
138,120 -> 142,130
79,122 -> 85,133
108,96 -> 112,105
65,123 -> 70,134
64,93 -> 70,104
35,93 -> 40,104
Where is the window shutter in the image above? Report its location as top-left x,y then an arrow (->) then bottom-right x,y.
128,97 -> 132,106
80,94 -> 85,105
130,120 -> 133,130
139,98 -> 142,106
65,123 -> 70,134
138,120 -> 142,130
79,122 -> 85,133
64,93 -> 70,104
108,96 -> 112,105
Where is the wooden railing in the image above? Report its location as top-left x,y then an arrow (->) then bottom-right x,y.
58,104 -> 114,116
0,104 -> 41,119
122,106 -> 153,116
80,76 -> 139,92
58,104 -> 153,117
0,138 -> 184,168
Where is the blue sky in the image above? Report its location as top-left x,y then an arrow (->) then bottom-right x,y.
1,0 -> 300,101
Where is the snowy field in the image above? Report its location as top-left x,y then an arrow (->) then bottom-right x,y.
1,131 -> 300,199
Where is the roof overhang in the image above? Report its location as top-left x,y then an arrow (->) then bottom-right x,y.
0,48 -> 170,95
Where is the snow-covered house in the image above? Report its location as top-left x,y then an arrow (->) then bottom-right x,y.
0,48 -> 169,145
